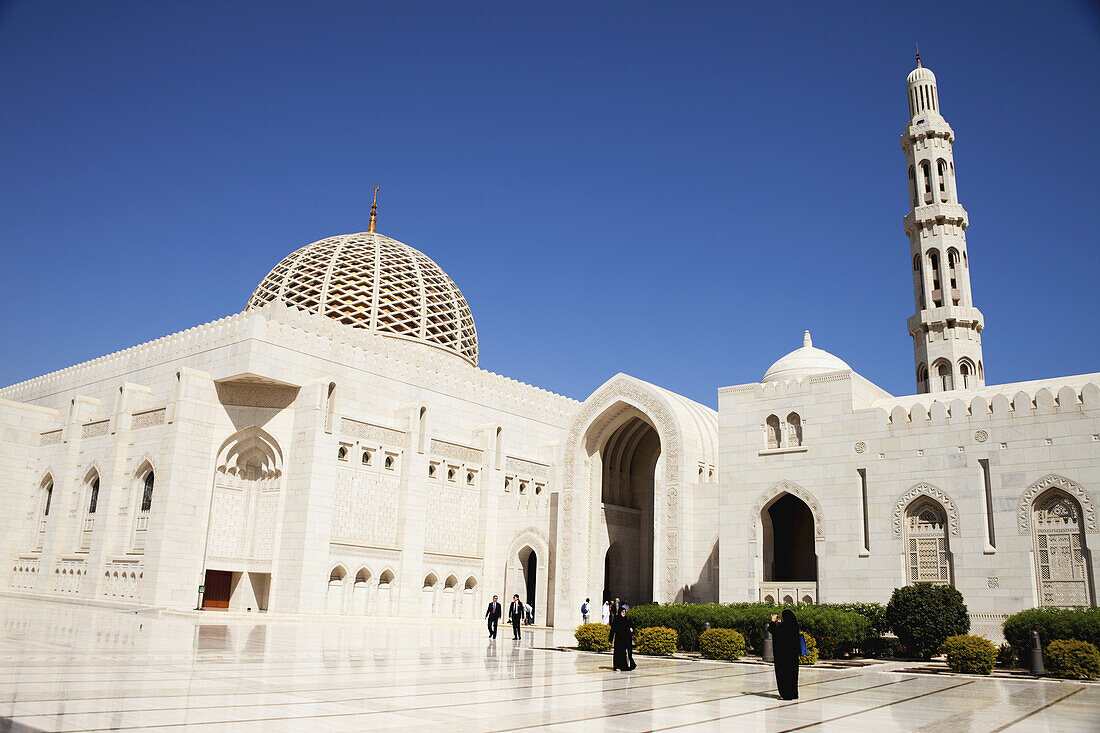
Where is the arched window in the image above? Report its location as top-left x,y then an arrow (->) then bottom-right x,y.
917,363 -> 929,393
908,166 -> 918,208
88,478 -> 99,514
913,254 -> 925,308
1032,490 -> 1091,607
935,361 -> 953,391
921,160 -> 933,202
765,415 -> 781,450
959,360 -> 975,389
905,499 -> 952,585
140,472 -> 154,512
786,413 -> 802,447
928,251 -> 943,306
947,249 -> 960,304
43,480 -> 53,516
937,159 -> 949,202
423,573 -> 437,589
337,446 -> 348,461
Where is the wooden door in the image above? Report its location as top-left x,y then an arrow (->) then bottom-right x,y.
203,570 -> 231,609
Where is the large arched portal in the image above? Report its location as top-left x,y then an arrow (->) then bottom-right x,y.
762,493 -> 818,583
599,415 -> 661,605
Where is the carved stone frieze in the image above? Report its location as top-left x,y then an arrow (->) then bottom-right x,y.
506,456 -> 549,479
341,418 -> 405,447
39,431 -> 61,446
81,421 -> 109,439
131,409 -> 166,429
430,439 -> 483,465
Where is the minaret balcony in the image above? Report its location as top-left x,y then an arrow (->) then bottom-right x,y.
900,118 -> 954,145
904,203 -> 969,232
908,305 -> 985,335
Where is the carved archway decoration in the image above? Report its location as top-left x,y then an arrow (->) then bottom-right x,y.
1017,474 -> 1096,535
892,483 -> 960,537
750,480 -> 825,541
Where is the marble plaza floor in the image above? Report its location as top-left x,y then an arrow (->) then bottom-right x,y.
0,596 -> 1096,732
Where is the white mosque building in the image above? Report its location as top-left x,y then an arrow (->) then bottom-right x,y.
2,58 -> 1097,631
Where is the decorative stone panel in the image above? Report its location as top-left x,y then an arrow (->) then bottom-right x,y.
10,559 -> 40,591
330,467 -> 400,548
39,431 -> 61,446
340,418 -> 405,447
102,561 -> 142,599
81,421 -> 109,438
892,483 -> 961,537
53,559 -> 87,595
131,409 -> 166,429
506,456 -> 549,479
664,487 -> 679,602
430,439 -> 483,465
425,482 -> 479,556
1017,474 -> 1097,535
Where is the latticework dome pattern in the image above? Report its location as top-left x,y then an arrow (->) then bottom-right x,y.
247,232 -> 478,365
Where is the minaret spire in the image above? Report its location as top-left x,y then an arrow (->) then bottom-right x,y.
901,60 -> 985,393
915,41 -> 921,68
368,186 -> 380,233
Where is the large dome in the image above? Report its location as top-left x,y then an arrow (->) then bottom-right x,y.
762,331 -> 851,383
247,232 -> 478,365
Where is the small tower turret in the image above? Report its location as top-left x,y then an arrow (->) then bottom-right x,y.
902,54 -> 985,393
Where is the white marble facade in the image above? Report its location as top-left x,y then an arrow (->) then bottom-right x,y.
1,60 -> 1097,629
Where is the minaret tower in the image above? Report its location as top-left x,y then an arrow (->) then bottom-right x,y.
902,51 -> 985,393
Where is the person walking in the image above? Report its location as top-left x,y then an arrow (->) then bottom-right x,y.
611,597 -> 622,618
608,607 -> 637,671
509,594 -> 524,640
601,600 -> 610,625
581,598 -> 590,624
485,595 -> 502,639
767,609 -> 801,700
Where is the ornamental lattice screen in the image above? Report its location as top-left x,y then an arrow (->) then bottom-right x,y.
1033,491 -> 1091,608
905,499 -> 951,585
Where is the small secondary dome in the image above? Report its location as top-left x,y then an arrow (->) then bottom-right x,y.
762,331 -> 851,383
907,65 -> 936,85
247,232 -> 478,365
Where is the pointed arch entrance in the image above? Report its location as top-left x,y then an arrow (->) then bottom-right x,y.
752,481 -> 823,603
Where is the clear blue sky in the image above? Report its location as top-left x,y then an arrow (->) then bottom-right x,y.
2,1 -> 1098,406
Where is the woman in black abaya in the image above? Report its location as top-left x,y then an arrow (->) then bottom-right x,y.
767,609 -> 800,700
608,608 -> 637,671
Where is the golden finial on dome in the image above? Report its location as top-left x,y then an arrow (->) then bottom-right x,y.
368,185 -> 380,233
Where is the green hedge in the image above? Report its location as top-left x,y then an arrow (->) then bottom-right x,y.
885,584 -> 969,660
1002,607 -> 1100,663
942,635 -> 997,675
635,626 -> 677,655
699,628 -> 746,660
625,603 -> 871,658
799,633 -> 819,665
1045,639 -> 1100,680
574,623 -> 610,651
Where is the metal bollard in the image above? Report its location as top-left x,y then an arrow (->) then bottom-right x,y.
763,626 -> 774,663
1029,630 -> 1045,676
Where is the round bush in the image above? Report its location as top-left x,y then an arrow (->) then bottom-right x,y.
798,633 -> 819,665
942,635 -> 996,675
699,628 -> 746,660
1045,639 -> 1100,680
574,623 -> 610,652
885,584 -> 970,660
636,626 -> 677,656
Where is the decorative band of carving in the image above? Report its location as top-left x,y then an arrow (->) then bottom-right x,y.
891,483 -> 960,537
81,421 -> 109,439
430,439 -> 483,465
40,430 -> 61,446
131,409 -> 166,429
341,418 -> 405,447
505,456 -> 548,479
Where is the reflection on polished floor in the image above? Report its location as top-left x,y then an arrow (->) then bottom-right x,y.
0,596 -> 1096,732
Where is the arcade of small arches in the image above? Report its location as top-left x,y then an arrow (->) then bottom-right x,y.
912,246 -> 969,310
765,412 -> 803,450
918,358 -> 983,393
907,154 -> 956,209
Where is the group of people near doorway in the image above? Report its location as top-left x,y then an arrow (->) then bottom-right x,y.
484,594 -> 532,641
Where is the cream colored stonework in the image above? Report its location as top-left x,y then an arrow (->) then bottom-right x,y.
1,61 -> 1096,628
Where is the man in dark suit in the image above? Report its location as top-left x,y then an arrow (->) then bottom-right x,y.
485,595 -> 502,638
509,594 -> 524,640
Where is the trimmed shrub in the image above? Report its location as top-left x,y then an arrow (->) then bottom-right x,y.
942,635 -> 996,675
1003,607 -> 1100,664
574,623 -> 610,652
996,643 -> 1016,669
625,603 -> 869,657
859,636 -> 901,659
798,633 -> 819,665
831,602 -> 890,637
635,626 -> 677,656
1045,639 -> 1100,680
885,584 -> 969,660
699,628 -> 746,661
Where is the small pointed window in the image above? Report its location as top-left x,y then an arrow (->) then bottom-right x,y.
765,415 -> 781,450
88,478 -> 99,514
140,472 -> 154,512
44,482 -> 53,516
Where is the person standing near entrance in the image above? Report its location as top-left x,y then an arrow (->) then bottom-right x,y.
581,598 -> 590,624
485,595 -> 502,639
767,609 -> 801,700
601,600 -> 610,625
509,594 -> 524,639
608,607 -> 637,671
